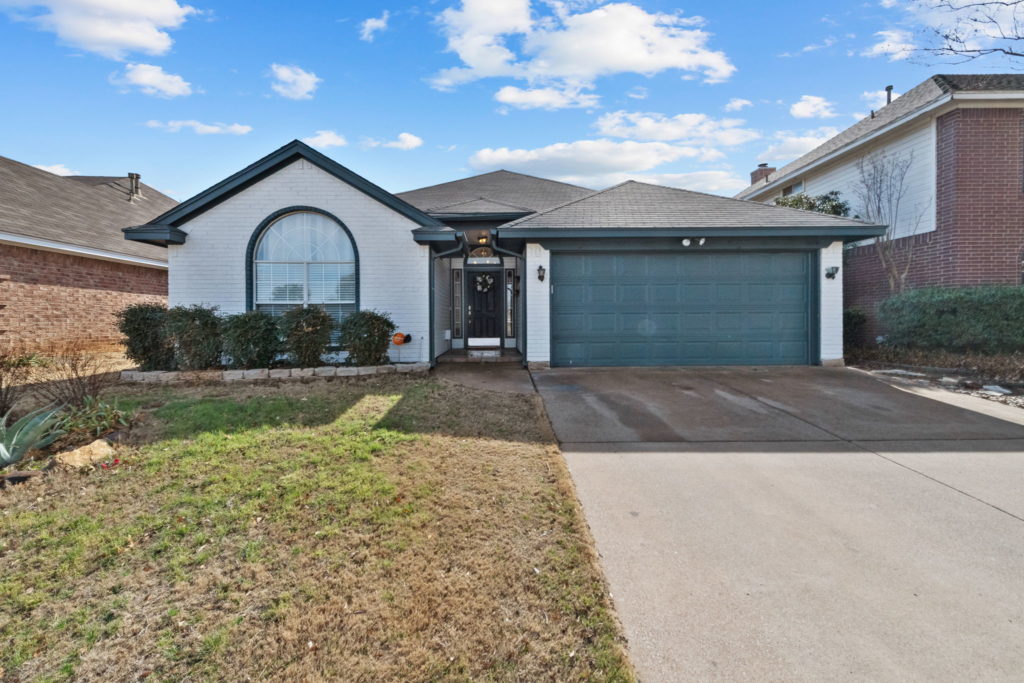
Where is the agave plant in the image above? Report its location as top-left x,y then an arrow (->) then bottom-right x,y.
1,406 -> 64,469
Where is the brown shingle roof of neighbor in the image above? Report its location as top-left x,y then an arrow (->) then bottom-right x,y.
0,155 -> 177,261
735,73 -> 1024,199
396,170 -> 593,214
501,180 -> 882,231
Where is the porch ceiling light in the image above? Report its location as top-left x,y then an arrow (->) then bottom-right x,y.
537,265 -> 546,282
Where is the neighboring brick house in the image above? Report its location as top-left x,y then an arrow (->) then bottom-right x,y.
0,156 -> 177,351
736,74 -> 1024,341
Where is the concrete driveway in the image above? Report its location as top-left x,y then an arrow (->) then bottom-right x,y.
533,366 -> 1024,681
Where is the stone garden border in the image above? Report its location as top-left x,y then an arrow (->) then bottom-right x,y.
120,363 -> 431,383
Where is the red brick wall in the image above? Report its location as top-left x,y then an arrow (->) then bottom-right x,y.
844,107 -> 1024,341
0,243 -> 167,352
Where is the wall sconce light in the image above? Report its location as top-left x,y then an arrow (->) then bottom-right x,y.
825,266 -> 840,280
537,265 -> 546,281
477,235 -> 488,244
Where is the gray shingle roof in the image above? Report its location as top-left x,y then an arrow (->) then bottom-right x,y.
396,170 -> 592,214
736,74 -> 1024,199
0,155 -> 176,261
501,180 -> 879,230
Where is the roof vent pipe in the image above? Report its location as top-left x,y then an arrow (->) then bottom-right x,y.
128,172 -> 141,201
885,84 -> 894,105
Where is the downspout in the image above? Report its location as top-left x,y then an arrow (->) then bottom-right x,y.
490,232 -> 526,368
429,235 -> 466,367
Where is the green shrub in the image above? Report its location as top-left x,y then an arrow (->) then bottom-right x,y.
165,305 -> 223,370
223,311 -> 280,369
279,306 -> 334,368
338,310 -> 396,366
878,286 -> 1024,354
59,397 -> 134,439
1,406 -> 63,469
116,304 -> 175,371
843,307 -> 867,349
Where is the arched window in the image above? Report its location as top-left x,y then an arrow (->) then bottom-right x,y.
252,210 -> 357,323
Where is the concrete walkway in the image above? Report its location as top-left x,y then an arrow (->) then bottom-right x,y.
533,366 -> 1024,682
433,364 -> 536,395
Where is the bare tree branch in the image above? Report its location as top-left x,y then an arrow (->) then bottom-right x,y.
914,0 -> 1024,63
854,152 -> 930,295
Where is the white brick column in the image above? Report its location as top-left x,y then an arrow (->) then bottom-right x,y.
819,241 -> 844,365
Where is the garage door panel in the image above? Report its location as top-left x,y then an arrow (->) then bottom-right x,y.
551,252 -> 814,367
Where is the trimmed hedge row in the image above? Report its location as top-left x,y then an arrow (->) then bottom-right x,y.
878,286 -> 1024,354
117,304 -> 397,371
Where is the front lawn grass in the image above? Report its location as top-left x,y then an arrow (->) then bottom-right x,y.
1,376 -> 632,681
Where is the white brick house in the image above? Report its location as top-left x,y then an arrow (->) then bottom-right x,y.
125,141 -> 883,368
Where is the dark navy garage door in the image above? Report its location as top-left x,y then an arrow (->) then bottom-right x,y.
550,252 -> 814,367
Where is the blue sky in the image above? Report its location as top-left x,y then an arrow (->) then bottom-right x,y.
0,0 -> 1017,200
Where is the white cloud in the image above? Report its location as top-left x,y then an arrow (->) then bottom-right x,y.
469,138 -> 715,177
724,97 -> 752,112
555,170 -> 748,194
626,85 -> 648,99
114,63 -> 191,97
431,0 -> 735,99
301,130 -> 348,149
779,36 -> 836,57
269,63 -> 321,100
861,88 -> 901,109
359,10 -> 389,41
594,110 -> 760,147
494,84 -> 599,109
758,127 -> 839,162
790,94 -> 837,119
860,29 -> 915,60
32,162 -> 79,175
146,119 -> 252,135
0,0 -> 196,60
364,132 -> 424,150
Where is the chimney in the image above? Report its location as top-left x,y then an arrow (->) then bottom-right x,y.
128,172 -> 141,200
750,163 -> 775,185
885,85 -> 894,105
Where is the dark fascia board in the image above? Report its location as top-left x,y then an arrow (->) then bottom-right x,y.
140,140 -> 444,230
429,212 -> 532,222
412,230 -> 459,244
498,224 -> 887,241
122,224 -> 187,247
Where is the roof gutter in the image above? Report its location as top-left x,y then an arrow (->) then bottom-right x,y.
0,230 -> 167,269
742,93 -> 954,200
498,225 -> 886,240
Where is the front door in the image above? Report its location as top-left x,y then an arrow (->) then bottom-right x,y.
466,269 -> 502,346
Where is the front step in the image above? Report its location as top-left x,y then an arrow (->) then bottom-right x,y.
437,350 -> 523,364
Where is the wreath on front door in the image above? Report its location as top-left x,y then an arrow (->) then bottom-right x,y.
474,273 -> 495,293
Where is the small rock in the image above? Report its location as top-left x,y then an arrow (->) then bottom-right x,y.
243,368 -> 269,380
314,366 -> 336,377
940,376 -> 961,385
982,385 -> 1012,395
157,372 -> 180,383
55,440 -> 115,469
292,368 -> 315,378
105,430 -> 130,444
356,366 -> 378,376
269,368 -> 292,379
223,370 -> 245,381
336,366 -> 359,377
376,365 -> 397,374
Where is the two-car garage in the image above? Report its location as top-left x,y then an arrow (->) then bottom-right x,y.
549,251 -> 814,367
497,180 -> 885,369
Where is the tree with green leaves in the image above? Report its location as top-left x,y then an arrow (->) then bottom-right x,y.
774,191 -> 851,216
